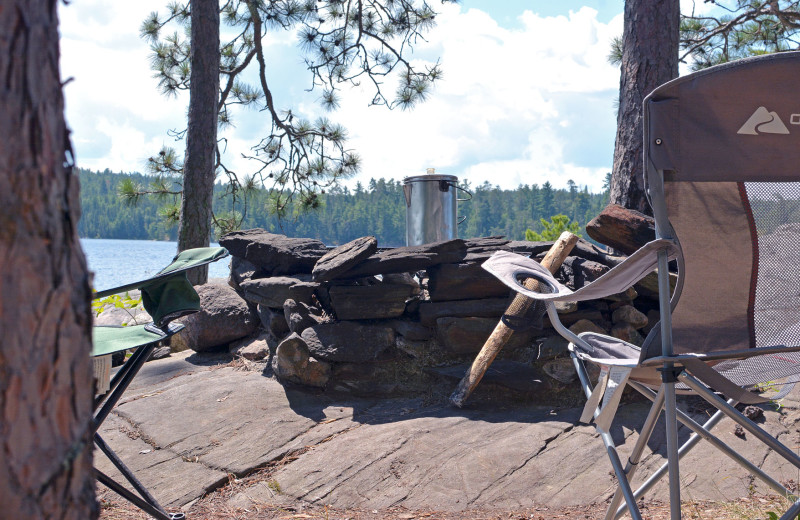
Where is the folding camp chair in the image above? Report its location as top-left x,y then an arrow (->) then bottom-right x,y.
483,51 -> 800,520
92,247 -> 229,520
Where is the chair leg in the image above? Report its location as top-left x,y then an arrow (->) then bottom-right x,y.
95,432 -> 166,512
612,382 -> 793,519
570,353 -> 644,520
96,468 -> 172,520
94,342 -> 156,430
680,372 -> 800,471
603,387 -> 666,520
779,498 -> 800,520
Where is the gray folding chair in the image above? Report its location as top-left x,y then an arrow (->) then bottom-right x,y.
484,51 -> 800,520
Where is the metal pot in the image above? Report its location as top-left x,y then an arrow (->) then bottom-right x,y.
402,172 -> 471,246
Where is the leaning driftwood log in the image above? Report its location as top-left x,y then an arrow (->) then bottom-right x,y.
449,231 -> 579,407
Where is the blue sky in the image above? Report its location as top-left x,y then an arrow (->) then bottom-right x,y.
59,1 -> 635,192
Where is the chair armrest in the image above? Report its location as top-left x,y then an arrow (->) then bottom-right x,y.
483,238 -> 679,303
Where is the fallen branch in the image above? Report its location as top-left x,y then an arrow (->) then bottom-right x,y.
449,231 -> 579,408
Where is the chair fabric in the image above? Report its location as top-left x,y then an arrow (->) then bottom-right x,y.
91,246 -> 228,520
484,51 -> 800,520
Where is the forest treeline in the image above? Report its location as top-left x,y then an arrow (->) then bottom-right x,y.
77,168 -> 609,246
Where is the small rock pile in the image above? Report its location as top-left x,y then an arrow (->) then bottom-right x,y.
163,228 -> 670,399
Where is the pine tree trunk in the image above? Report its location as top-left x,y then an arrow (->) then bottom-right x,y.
0,1 -> 97,518
178,0 -> 220,284
610,0 -> 679,214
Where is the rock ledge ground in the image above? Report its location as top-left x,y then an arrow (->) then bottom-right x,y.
97,351 -> 800,518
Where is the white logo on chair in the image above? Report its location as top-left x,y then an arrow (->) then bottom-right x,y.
737,106 -> 790,135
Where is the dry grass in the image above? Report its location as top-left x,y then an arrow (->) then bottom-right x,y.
98,480 -> 796,520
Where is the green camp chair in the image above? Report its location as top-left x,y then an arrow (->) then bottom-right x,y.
92,247 -> 228,520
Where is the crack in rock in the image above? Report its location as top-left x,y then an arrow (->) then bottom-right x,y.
467,423 -> 576,506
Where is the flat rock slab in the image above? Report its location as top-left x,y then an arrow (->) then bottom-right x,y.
312,236 -> 378,281
98,352 -> 800,515
219,229 -> 327,275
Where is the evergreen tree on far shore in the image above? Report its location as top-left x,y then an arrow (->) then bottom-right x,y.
78,167 -> 608,246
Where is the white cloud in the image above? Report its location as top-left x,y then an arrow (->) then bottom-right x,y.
59,0 -> 188,172
325,4 -> 622,193
59,2 -> 623,192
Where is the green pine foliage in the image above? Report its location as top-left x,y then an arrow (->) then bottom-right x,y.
525,214 -> 582,242
77,168 -> 608,245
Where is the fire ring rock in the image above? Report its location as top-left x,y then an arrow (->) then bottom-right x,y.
174,280 -> 259,352
301,322 -> 396,363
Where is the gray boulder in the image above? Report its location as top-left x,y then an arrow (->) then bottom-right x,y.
173,280 -> 259,352
272,333 -> 331,388
219,229 -> 327,275
301,322 -> 396,363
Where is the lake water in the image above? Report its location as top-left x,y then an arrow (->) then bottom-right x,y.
81,238 -> 230,291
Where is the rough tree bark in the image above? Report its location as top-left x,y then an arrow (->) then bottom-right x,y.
178,0 -> 220,284
0,1 -> 97,518
610,0 -> 679,214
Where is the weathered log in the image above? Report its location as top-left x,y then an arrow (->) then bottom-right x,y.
450,231 -> 579,407
585,203 -> 655,255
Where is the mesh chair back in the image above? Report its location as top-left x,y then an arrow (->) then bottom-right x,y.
643,52 -> 800,359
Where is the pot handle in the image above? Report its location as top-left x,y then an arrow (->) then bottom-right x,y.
455,184 -> 473,202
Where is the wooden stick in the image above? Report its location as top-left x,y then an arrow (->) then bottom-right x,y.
449,231 -> 579,408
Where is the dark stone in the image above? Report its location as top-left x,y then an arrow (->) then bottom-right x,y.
335,238 -> 470,278
272,333 -> 331,388
328,283 -> 413,320
257,304 -> 290,338
228,256 -> 264,291
559,256 -> 609,290
537,335 -> 569,360
572,239 -> 625,267
312,236 -> 378,281
418,298 -> 510,327
301,322 -> 396,363
435,316 -> 536,354
427,262 -> 510,302
382,272 -> 421,296
389,318 -> 434,341
239,275 -> 317,308
219,229 -> 327,275
283,299 -> 322,335
175,280 -> 259,352
585,204 -> 656,255
743,405 -> 764,421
